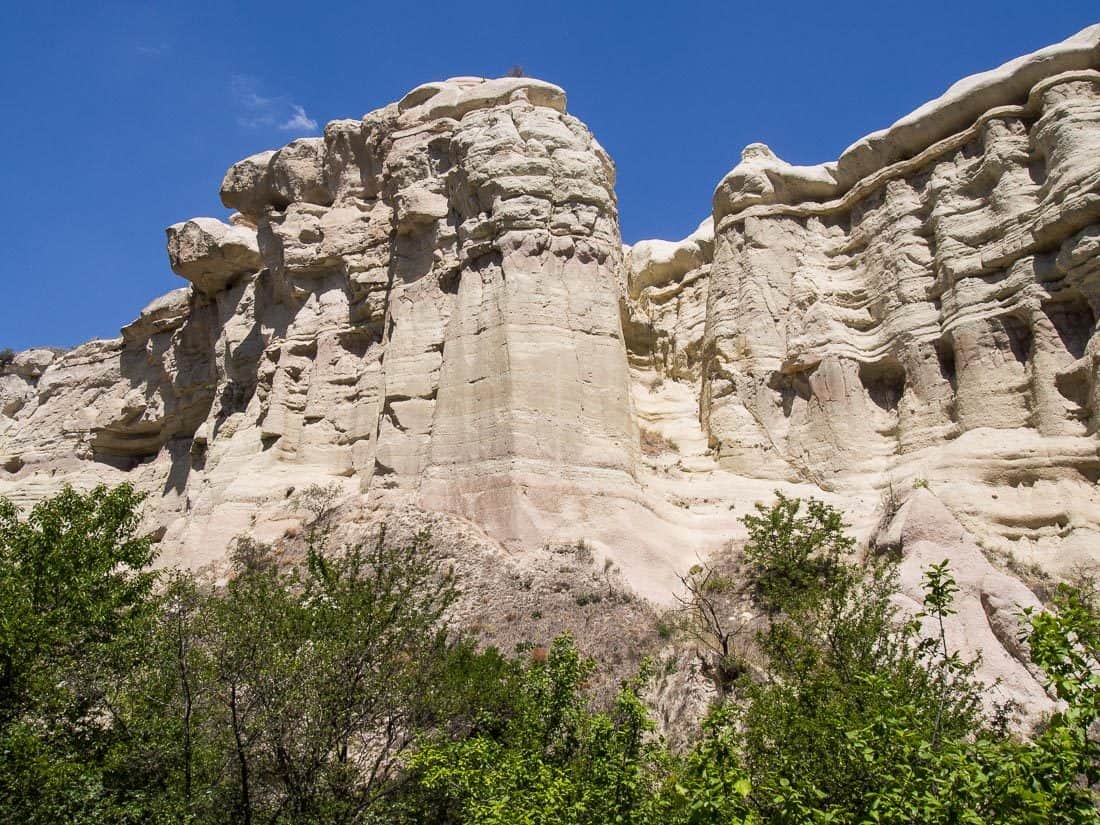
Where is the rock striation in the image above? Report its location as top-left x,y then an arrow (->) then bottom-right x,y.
3,30 -> 1100,714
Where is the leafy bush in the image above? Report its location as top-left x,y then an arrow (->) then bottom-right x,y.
665,493 -> 1099,822
0,484 -> 158,821
742,491 -> 854,614
405,636 -> 669,825
0,488 -> 519,823
737,504 -> 983,820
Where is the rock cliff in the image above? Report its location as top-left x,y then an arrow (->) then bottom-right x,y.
4,28 -> 1100,714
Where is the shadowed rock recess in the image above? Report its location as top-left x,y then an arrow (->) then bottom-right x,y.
3,30 -> 1100,714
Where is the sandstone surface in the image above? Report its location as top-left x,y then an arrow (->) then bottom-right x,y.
4,30 -> 1100,718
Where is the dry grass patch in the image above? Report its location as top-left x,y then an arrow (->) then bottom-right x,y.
640,427 -> 678,457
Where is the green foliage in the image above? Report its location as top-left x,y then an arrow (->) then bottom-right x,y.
832,581 -> 1100,823
1,485 -> 1097,823
660,704 -> 752,824
655,617 -> 674,641
145,527 -> 477,823
0,484 -> 155,719
0,484 -> 160,822
738,503 -> 983,821
0,488 -> 514,823
742,491 -> 854,615
407,637 -> 670,825
721,495 -> 1099,823
1025,583 -> 1100,788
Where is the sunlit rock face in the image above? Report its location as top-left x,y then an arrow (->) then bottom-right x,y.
694,43 -> 1100,580
3,29 -> 1100,716
626,27 -> 1100,586
0,76 -> 641,569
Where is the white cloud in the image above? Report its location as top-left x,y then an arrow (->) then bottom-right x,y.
136,43 -> 170,57
231,75 -> 318,134
280,105 -> 318,133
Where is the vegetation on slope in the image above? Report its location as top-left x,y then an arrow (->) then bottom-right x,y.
0,485 -> 1096,823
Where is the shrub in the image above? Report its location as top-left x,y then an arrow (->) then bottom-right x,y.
0,484 -> 158,822
0,488 -> 515,824
742,491 -> 854,614
406,636 -> 669,825
573,538 -> 594,563
655,617 -> 674,641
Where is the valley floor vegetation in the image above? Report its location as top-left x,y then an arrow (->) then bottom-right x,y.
0,484 -> 1097,823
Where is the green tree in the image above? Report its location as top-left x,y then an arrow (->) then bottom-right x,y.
723,494 -> 1098,823
0,484 -> 163,822
0,485 -> 513,823
146,528 -> 477,823
658,704 -> 753,824
844,580 -> 1100,823
1026,583 -> 1100,781
408,635 -> 670,825
741,492 -> 854,616
4,484 -> 1098,823
736,496 -> 984,821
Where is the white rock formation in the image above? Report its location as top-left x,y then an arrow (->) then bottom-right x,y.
167,218 -> 262,295
693,41 -> 1100,581
4,30 -> 1100,715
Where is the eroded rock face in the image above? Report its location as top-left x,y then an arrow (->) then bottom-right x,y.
3,32 -> 1100,714
167,219 -> 262,296
0,75 -> 640,569
624,29 -> 1100,581
689,62 -> 1100,579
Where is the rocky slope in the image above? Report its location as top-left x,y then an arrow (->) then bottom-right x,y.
3,28 -> 1100,716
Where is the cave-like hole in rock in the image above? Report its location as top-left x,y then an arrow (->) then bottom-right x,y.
338,330 -> 373,359
439,266 -> 461,294
90,449 -> 146,471
1054,368 -> 1090,413
768,371 -> 811,418
935,338 -> 958,392
1027,158 -> 1047,187
219,379 -> 257,417
1001,315 -> 1033,364
1078,465 -> 1100,484
859,359 -> 906,412
1044,293 -> 1095,360
90,426 -> 165,470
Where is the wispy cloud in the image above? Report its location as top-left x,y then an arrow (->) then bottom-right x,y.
136,42 -> 170,57
280,104 -> 318,132
230,75 -> 319,135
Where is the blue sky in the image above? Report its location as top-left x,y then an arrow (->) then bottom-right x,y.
1,1 -> 1096,350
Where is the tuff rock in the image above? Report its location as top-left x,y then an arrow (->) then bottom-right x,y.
4,31 -> 1100,718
